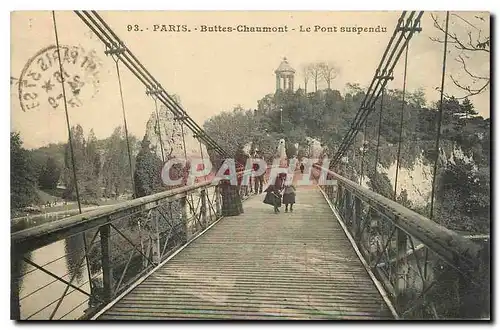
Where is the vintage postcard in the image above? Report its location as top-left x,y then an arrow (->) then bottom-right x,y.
10,11 -> 490,320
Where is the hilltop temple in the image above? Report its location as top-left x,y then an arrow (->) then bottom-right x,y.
275,57 -> 295,92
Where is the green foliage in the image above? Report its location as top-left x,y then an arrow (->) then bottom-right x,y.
102,126 -> 135,197
133,136 -> 164,198
204,107 -> 257,163
38,157 -> 61,190
204,86 -> 490,235
203,88 -> 364,165
434,158 -> 489,233
285,141 -> 298,159
12,80 -> 489,238
331,89 -> 490,233
62,125 -> 101,202
397,189 -> 413,209
11,132 -> 38,209
28,143 -> 66,186
366,171 -> 393,199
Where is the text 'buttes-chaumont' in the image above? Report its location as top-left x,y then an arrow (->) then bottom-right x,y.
199,25 -> 289,33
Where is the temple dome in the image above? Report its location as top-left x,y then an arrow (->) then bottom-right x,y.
275,57 -> 295,74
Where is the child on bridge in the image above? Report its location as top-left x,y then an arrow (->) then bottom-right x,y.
283,184 -> 296,212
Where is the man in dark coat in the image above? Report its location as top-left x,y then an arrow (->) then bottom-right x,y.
253,152 -> 265,194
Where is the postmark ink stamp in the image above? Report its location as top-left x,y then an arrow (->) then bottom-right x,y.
18,45 -> 101,112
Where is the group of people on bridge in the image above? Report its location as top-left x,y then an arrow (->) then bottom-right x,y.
247,148 -> 300,214
263,173 -> 296,214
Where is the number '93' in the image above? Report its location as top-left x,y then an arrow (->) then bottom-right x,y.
127,24 -> 141,31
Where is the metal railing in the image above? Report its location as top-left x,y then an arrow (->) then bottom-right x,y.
11,169 -> 256,320
312,165 -> 489,319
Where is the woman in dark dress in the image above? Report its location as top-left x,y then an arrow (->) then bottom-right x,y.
220,179 -> 243,216
283,184 -> 296,212
263,185 -> 282,213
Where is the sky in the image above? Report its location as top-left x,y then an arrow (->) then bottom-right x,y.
10,11 -> 490,149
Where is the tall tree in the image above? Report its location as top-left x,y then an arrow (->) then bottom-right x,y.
459,97 -> 478,118
83,129 -> 101,199
39,157 -> 61,190
11,132 -> 38,209
301,64 -> 313,93
102,126 -> 133,197
204,107 -> 259,162
309,63 -> 322,92
63,124 -> 85,200
134,136 -> 164,198
318,61 -> 340,90
63,125 -> 101,201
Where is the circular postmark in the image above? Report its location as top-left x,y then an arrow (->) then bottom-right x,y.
18,45 -> 101,112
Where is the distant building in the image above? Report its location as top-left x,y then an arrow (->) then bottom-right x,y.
275,57 -> 295,93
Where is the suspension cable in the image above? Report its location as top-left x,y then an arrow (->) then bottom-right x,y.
393,41 -> 410,201
52,11 -> 82,214
113,59 -> 136,198
179,122 -> 188,161
429,11 -> 450,222
75,11 -> 248,169
153,96 -> 166,163
359,121 -> 367,185
199,140 -> 206,181
374,88 -> 385,173
199,140 -> 205,161
179,122 -> 190,184
349,142 -> 356,182
331,12 -> 423,166
51,10 -> 92,295
75,11 -> 230,159
179,122 -> 195,208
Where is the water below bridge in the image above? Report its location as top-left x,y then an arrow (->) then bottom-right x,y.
13,188 -> 213,320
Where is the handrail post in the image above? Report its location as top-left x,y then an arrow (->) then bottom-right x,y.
200,189 -> 207,228
352,196 -> 362,240
345,190 -> 353,225
100,223 -> 113,302
154,209 -> 161,264
395,223 -> 408,308
215,185 -> 221,217
180,195 -> 188,243
336,183 -> 343,209
322,174 -> 329,197
328,176 -> 335,201
328,174 -> 336,200
10,249 -> 21,320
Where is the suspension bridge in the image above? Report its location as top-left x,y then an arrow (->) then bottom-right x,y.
11,11 -> 490,320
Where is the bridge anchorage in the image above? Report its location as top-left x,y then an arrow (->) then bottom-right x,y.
11,10 -> 489,320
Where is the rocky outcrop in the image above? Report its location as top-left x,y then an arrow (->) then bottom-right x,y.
143,98 -> 208,163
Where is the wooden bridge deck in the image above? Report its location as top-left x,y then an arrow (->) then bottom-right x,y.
97,186 -> 393,320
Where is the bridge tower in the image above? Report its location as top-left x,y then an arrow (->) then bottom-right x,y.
275,57 -> 295,92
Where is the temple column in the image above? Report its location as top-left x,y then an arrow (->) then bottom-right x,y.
276,74 -> 280,91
